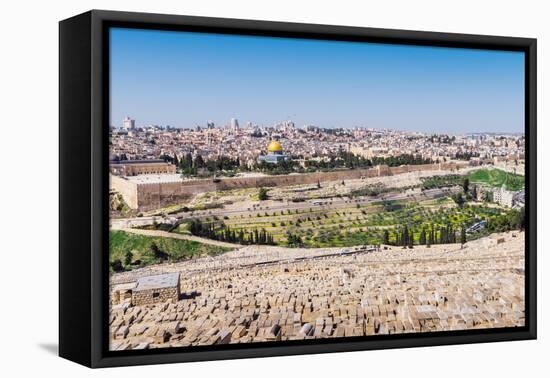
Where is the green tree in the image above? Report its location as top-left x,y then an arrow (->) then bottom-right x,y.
194,154 -> 205,168
110,259 -> 124,272
419,229 -> 427,245
183,152 -> 193,169
286,232 -> 303,247
258,187 -> 269,201
124,250 -> 133,266
402,225 -> 409,248
430,226 -> 437,245
463,178 -> 470,194
471,185 -> 478,200
452,193 -> 465,208
383,229 -> 390,245
150,242 -> 168,261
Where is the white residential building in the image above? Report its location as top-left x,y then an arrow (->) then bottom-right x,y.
122,116 -> 135,130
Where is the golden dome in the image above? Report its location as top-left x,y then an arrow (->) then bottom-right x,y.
267,140 -> 283,153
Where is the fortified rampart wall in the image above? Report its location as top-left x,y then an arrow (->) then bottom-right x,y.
110,174 -> 139,209
111,162 -> 470,211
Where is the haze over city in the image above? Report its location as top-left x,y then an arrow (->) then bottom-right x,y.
110,28 -> 525,134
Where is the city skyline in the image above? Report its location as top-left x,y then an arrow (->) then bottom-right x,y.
110,28 -> 525,133
114,115 -> 526,136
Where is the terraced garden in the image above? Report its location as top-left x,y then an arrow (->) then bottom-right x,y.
174,195 -> 522,248
125,167 -> 525,249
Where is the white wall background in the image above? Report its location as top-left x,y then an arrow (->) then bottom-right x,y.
0,0 -> 546,376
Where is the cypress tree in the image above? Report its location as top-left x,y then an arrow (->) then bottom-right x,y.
463,178 -> 470,194
451,226 -> 456,243
383,230 -> 390,245
395,230 -> 401,245
419,229 -> 427,245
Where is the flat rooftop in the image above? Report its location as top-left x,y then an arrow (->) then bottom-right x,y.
112,282 -> 137,292
134,272 -> 180,291
125,174 -> 190,184
110,159 -> 167,165
125,172 -> 270,184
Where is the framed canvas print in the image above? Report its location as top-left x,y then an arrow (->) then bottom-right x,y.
59,10 -> 537,368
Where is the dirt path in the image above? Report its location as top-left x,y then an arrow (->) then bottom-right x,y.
120,228 -> 242,249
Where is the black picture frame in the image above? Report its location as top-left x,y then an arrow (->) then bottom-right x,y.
59,9 -> 537,368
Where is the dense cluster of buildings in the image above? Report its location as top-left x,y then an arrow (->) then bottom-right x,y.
348,129 -> 524,164
465,182 -> 525,209
110,117 -> 525,169
487,186 -> 525,208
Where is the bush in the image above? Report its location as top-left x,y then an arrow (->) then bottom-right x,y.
124,250 -> 133,266
110,259 -> 124,272
150,242 -> 169,261
258,187 -> 269,201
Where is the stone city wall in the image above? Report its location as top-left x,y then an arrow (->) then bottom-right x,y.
112,162 -> 469,211
110,175 -> 139,209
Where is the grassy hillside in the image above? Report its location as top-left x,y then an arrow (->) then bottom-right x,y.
468,168 -> 524,191
109,230 -> 230,272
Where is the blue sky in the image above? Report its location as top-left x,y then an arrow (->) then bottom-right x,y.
110,27 -> 525,133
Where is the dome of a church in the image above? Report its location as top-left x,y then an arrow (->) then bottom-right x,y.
267,140 -> 283,153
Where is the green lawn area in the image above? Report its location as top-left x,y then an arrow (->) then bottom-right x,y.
109,230 -> 230,272
468,168 -> 524,191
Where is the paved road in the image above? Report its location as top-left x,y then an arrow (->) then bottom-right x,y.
111,187 -> 461,230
